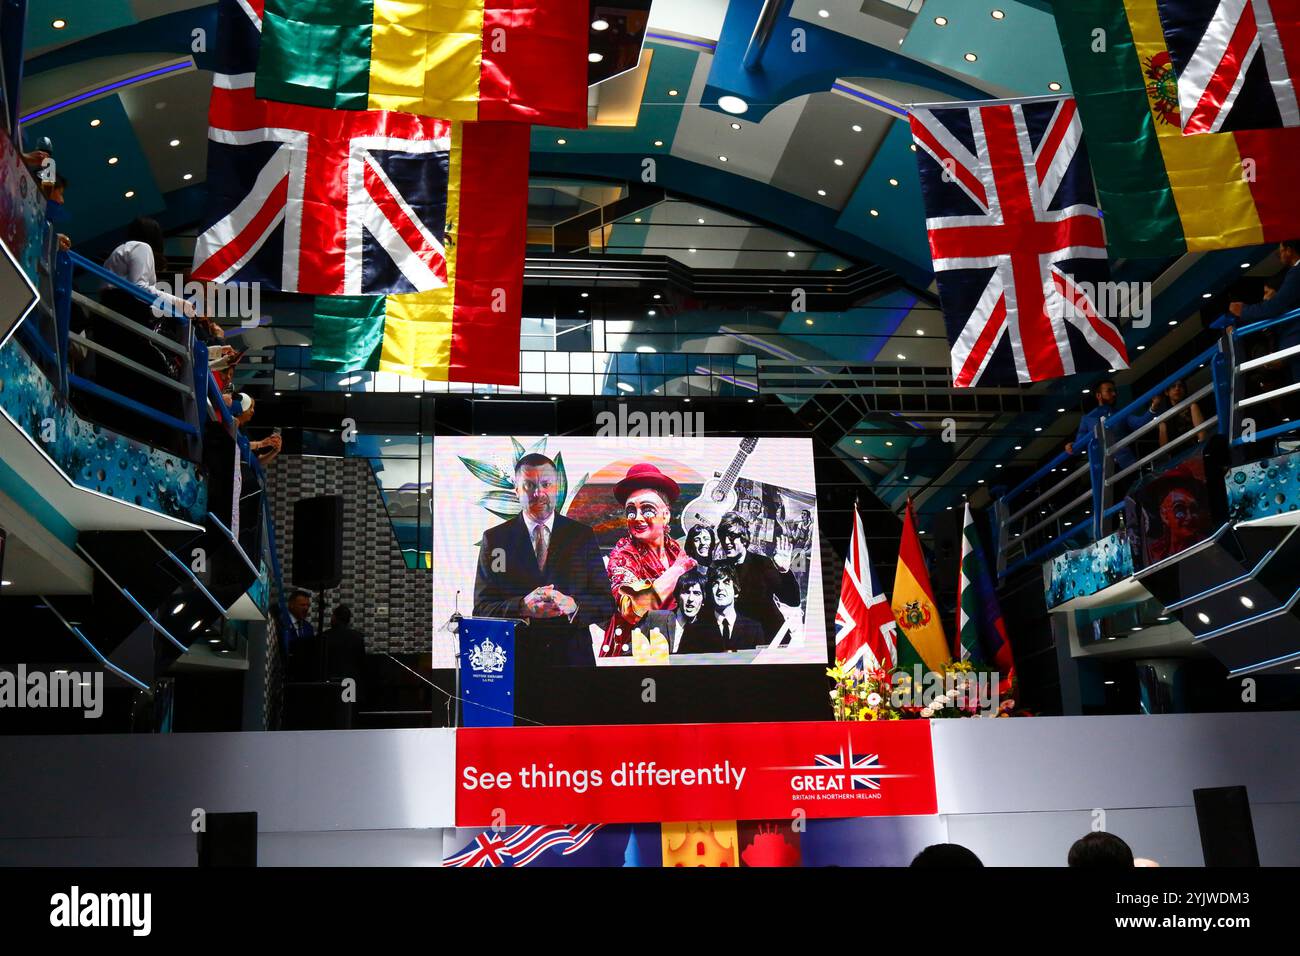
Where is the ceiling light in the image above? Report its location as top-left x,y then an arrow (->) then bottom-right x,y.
1048,82 -> 1062,91
718,155 -> 728,162
1034,426 -> 1043,432
1202,292 -> 1212,299
182,173 -> 193,181
817,189 -> 826,196
653,140 -> 664,147
870,209 -> 879,216
647,309 -> 656,316
550,396 -> 558,401
1057,407 -> 1065,413
697,217 -> 705,224
667,89 -> 679,96
897,353 -> 907,360
89,118 -> 101,127
904,475 -> 910,480
190,619 -> 204,632
634,217 -> 642,223
169,138 -> 180,147
1137,345 -> 1146,351
1241,262 -> 1251,268
834,158 -> 844,166
910,144 -> 917,151
1197,612 -> 1211,624
965,52 -> 978,62
0,580 -> 10,586
688,248 -> 697,253
1104,680 -> 1115,686
818,8 -> 829,17
617,382 -> 634,393
592,18 -> 609,30
885,440 -> 894,447
588,52 -> 604,63
916,329 -> 924,335
854,438 -> 862,444
787,250 -> 796,258
556,138 -> 567,145
636,346 -> 657,353
730,122 -> 741,130
805,318 -> 814,326
52,18 -> 67,28
107,156 -> 118,165
935,16 -> 948,26
124,190 -> 135,198
992,9 -> 1005,19
653,294 -> 661,299
581,292 -> 589,298
339,374 -> 362,386
718,95 -> 749,114
852,124 -> 862,132
747,398 -> 755,403
1157,616 -> 1170,622
1169,320 -> 1178,326
1240,595 -> 1255,609
888,177 -> 899,186
1014,445 -> 1022,450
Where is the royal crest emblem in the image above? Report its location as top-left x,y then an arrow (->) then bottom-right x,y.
1144,51 -> 1180,127
469,637 -> 507,674
897,599 -> 932,632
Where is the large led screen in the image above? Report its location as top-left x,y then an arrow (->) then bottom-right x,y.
431,436 -> 826,668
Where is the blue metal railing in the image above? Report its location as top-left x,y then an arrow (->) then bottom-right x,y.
996,306 -> 1300,578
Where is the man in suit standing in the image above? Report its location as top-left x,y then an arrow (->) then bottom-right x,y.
473,453 -> 611,668
642,569 -> 708,654
715,511 -> 801,644
284,590 -> 315,650
679,562 -> 764,652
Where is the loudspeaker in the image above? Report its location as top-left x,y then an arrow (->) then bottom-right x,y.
197,811 -> 258,867
1193,786 -> 1260,867
293,495 -> 344,589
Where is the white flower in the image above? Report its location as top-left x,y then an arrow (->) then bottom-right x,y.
920,708 -> 934,718
866,693 -> 882,707
931,697 -> 946,710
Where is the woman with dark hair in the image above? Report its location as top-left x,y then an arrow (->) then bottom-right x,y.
598,463 -> 697,658
683,523 -> 716,569
1157,378 -> 1206,447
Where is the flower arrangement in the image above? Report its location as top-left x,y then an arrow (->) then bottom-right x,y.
827,660 -> 1019,721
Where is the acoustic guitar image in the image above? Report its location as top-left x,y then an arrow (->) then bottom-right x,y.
678,437 -> 759,535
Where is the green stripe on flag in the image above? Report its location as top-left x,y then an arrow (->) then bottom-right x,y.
257,0 -> 375,111
958,512 -> 985,665
1052,0 -> 1186,257
312,295 -> 386,372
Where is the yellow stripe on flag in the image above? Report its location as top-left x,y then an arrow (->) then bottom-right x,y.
377,123 -> 462,381
892,561 -> 951,673
369,0 -> 485,120
1123,0 -> 1264,251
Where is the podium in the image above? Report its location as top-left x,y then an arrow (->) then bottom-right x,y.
457,617 -> 517,727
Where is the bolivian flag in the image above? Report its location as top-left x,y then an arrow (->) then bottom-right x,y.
891,500 -> 951,674
311,121 -> 528,385
256,0 -> 590,127
1054,0 -> 1300,257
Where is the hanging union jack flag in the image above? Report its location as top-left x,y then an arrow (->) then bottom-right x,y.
1156,0 -> 1300,134
909,97 -> 1129,388
192,0 -> 484,295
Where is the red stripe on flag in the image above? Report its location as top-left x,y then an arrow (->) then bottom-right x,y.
479,0 -> 589,128
1237,126 -> 1300,240
908,117 -> 988,207
954,293 -> 1008,388
192,173 -> 289,281
1186,3 -> 1259,134
448,122 -> 529,385
1034,99 -> 1075,186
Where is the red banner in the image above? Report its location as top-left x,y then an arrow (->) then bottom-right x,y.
456,720 -> 936,826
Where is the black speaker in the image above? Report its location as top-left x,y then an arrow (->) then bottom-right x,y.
1193,786 -> 1260,867
293,495 -> 344,589
197,811 -> 258,867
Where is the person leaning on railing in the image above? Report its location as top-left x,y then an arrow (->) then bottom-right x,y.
1228,240 -> 1300,423
1065,378 -> 1163,470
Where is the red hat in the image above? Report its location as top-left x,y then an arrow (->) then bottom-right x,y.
613,462 -> 680,506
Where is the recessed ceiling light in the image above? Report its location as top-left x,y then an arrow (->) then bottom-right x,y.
817,189 -> 827,196
992,9 -> 1005,19
730,122 -> 741,130
833,158 -> 844,166
718,95 -> 749,114
190,619 -> 204,632
581,292 -> 589,298
648,309 -> 656,316
653,140 -> 664,147
124,190 -> 135,198
588,52 -> 604,63
888,177 -> 899,186
1202,292 -> 1213,298
1014,445 -> 1022,450
935,16 -> 948,26
634,217 -> 642,223
965,52 -> 978,62
169,138 -> 180,147
916,329 -> 925,335
787,251 -> 796,258
1057,407 -> 1065,413
556,138 -> 567,145
653,294 -> 661,299
818,8 -> 829,17
1240,595 -> 1255,609
805,318 -> 814,326
909,143 -> 917,152
854,438 -> 863,444
89,118 -> 101,127
697,217 -> 705,224
1169,320 -> 1178,326
1137,344 -> 1146,351
592,18 -> 609,30
182,173 -> 193,181
688,248 -> 697,253
52,18 -> 67,28
718,155 -> 728,162
107,156 -> 118,165
1197,612 -> 1210,624
1034,426 -> 1043,432
870,209 -> 879,216
0,580 -> 10,586
667,89 -> 679,96
852,124 -> 862,132
885,441 -> 894,447
896,353 -> 906,360
1048,82 -> 1062,91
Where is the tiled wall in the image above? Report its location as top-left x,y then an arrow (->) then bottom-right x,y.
266,456 -> 430,654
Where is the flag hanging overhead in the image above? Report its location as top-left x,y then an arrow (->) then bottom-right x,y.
193,0 -> 529,300
957,503 -> 1015,695
891,500 -> 951,674
255,0 -> 590,127
909,97 -> 1129,387
834,503 -> 898,672
1054,0 -> 1300,256
1155,0 -> 1300,134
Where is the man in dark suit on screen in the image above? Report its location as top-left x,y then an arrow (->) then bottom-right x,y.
716,510 -> 801,644
473,453 -> 611,667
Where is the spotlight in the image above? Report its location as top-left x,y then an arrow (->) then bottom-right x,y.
718,95 -> 748,114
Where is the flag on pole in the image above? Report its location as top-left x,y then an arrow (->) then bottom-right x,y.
909,96 -> 1128,387
957,503 -> 1016,693
834,502 -> 898,671
1054,0 -> 1300,257
891,499 -> 951,673
255,0 -> 590,127
1155,0 -> 1300,134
